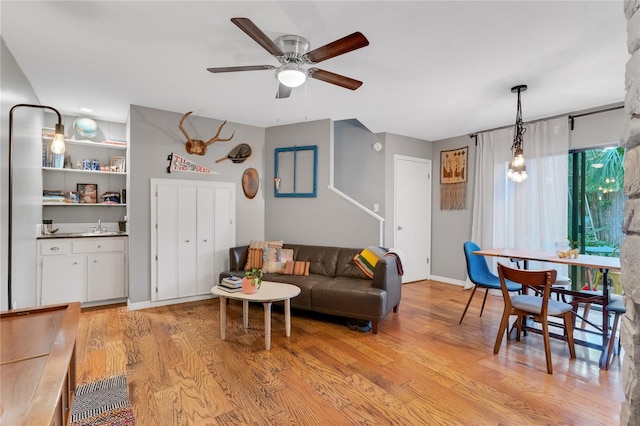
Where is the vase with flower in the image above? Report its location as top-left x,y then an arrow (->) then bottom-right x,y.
242,268 -> 263,294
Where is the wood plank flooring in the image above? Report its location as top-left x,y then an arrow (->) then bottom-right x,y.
76,281 -> 624,425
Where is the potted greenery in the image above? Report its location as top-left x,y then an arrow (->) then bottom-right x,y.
242,268 -> 263,294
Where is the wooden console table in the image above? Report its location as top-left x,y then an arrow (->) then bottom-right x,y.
1,302 -> 80,426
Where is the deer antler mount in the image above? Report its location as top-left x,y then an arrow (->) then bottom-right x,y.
179,111 -> 235,156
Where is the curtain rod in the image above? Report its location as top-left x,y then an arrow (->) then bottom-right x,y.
469,103 -> 624,141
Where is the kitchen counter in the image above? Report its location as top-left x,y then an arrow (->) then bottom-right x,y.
38,232 -> 128,239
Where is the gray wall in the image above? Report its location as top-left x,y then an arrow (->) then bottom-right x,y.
431,108 -> 628,284
264,119 -> 380,248
1,38 -> 43,310
128,105 -> 265,303
334,119 -> 385,214
378,132 -> 433,246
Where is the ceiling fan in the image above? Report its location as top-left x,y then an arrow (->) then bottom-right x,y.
207,17 -> 369,99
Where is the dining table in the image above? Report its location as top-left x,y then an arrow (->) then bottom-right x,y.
473,247 -> 621,369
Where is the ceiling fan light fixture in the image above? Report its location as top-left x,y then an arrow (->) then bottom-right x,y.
277,64 -> 307,88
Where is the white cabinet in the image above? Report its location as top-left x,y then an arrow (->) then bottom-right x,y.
37,236 -> 128,306
151,179 -> 236,302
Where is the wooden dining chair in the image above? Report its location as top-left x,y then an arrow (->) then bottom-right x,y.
493,263 -> 576,374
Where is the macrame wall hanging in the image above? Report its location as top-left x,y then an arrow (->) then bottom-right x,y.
440,146 -> 468,210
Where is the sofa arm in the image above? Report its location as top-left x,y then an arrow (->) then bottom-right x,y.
372,256 -> 402,307
229,245 -> 249,271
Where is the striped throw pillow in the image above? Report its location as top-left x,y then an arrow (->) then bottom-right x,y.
353,246 -> 388,279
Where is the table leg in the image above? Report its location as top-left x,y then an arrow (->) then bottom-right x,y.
243,300 -> 249,329
599,268 -> 611,369
263,302 -> 272,350
285,298 -> 292,337
218,296 -> 227,341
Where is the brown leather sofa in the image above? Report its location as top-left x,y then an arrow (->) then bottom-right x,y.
219,244 -> 402,334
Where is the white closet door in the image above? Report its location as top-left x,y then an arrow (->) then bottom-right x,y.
178,185 -> 197,297
156,183 -> 179,300
196,186 -> 215,295
214,186 -> 234,280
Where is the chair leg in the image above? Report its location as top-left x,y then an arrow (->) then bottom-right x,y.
563,311 -> 576,359
493,311 -> 511,354
479,288 -> 490,317
515,316 -> 524,342
581,303 -> 591,329
459,286 -> 478,324
605,312 -> 621,370
540,316 -> 553,374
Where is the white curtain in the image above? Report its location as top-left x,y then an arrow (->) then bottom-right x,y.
468,117 -> 569,283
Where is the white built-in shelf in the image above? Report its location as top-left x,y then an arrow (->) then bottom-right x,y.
42,203 -> 127,207
42,167 -> 126,176
42,135 -> 127,150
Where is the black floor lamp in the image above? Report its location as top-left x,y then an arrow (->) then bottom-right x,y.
7,104 -> 65,310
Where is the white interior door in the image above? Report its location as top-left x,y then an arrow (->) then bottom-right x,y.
178,185 -> 197,297
196,186 -> 215,295
156,183 -> 178,300
394,155 -> 432,283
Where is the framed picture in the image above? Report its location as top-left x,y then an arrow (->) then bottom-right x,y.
440,146 -> 468,184
77,183 -> 98,204
110,156 -> 126,172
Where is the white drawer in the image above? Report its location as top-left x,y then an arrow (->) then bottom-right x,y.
73,238 -> 125,254
40,241 -> 72,256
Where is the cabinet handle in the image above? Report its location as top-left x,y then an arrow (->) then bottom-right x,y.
73,262 -> 77,265
94,260 -> 98,263
50,247 -> 60,251
185,240 -> 190,243
203,239 -> 207,242
97,245 -> 102,248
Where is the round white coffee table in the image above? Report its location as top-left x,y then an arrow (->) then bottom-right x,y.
211,280 -> 301,350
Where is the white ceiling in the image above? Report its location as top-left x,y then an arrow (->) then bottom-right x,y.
1,1 -> 629,141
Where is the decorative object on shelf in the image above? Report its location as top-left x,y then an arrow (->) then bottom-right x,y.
100,191 -> 121,204
73,117 -> 99,138
440,146 -> 468,210
242,268 -> 263,294
178,111 -> 235,156
8,103 -> 66,310
110,156 -> 126,172
506,84 -> 528,183
215,143 -> 252,163
65,191 -> 78,203
242,168 -> 259,199
274,145 -> 318,197
166,152 -> 220,174
77,183 -> 98,204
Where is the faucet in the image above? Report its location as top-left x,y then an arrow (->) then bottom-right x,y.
95,219 -> 107,233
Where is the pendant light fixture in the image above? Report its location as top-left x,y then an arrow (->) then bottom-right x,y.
506,84 -> 528,183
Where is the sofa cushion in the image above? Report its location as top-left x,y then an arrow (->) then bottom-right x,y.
294,245 -> 340,277
311,278 -> 387,319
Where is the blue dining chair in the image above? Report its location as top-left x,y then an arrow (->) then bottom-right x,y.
459,241 -> 522,324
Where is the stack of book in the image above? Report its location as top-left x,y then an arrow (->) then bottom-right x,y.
42,190 -> 65,204
219,276 -> 243,292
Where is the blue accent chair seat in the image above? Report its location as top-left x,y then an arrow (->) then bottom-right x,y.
459,241 -> 522,324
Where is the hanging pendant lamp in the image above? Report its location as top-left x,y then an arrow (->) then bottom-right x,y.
507,85 -> 528,183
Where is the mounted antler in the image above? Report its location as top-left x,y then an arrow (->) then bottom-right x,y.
179,111 -> 235,156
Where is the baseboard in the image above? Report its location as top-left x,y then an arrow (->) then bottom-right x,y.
127,294 -> 215,311
430,275 -> 467,287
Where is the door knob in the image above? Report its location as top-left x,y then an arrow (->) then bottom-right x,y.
397,226 -> 403,230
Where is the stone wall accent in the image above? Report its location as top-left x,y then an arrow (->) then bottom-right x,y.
621,1 -> 640,424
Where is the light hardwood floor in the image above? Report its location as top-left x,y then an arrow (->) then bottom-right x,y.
76,280 -> 624,425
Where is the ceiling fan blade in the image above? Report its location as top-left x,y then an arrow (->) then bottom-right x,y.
308,68 -> 363,90
305,32 -> 369,63
207,65 -> 274,73
231,17 -> 285,57
276,84 -> 292,99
